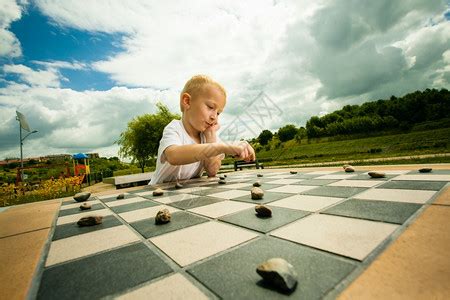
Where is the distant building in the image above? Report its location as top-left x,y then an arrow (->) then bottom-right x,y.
86,153 -> 99,158
43,154 -> 72,160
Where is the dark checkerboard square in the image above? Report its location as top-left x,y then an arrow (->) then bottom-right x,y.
233,191 -> 292,204
130,211 -> 209,239
100,194 -> 139,202
127,187 -> 156,194
110,200 -> 159,214
37,243 -> 172,300
377,180 -> 448,191
187,236 -> 357,299
322,199 -> 422,224
52,215 -> 123,241
219,206 -> 310,233
288,173 -> 325,179
292,179 -> 339,186
189,187 -> 230,196
328,171 -> 366,175
58,203 -> 105,217
301,186 -> 367,198
168,196 -> 225,210
140,191 -> 178,200
407,169 -> 450,175
348,174 -> 395,181
236,183 -> 284,191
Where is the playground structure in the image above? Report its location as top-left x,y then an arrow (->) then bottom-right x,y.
15,153 -> 91,185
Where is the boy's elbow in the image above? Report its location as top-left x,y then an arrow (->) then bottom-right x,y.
206,169 -> 217,177
164,147 -> 180,165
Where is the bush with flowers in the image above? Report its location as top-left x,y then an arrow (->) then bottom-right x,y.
0,176 -> 84,207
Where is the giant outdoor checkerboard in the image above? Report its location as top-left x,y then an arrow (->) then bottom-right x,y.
37,169 -> 450,299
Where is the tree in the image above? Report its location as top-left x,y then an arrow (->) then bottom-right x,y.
117,102 -> 180,172
295,127 -> 307,142
258,130 -> 273,146
278,124 -> 297,142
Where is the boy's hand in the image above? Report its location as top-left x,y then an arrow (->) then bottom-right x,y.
230,141 -> 256,162
204,121 -> 220,142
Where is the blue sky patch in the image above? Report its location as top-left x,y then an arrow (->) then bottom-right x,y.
1,4 -> 126,91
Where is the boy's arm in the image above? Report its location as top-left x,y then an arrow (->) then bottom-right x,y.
202,131 -> 224,177
164,140 -> 255,169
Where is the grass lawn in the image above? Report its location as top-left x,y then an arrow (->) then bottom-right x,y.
223,128 -> 450,166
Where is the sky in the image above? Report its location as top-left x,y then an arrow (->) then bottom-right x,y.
0,0 -> 449,160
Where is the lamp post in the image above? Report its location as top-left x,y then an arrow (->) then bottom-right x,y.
19,130 -> 38,181
16,111 -> 38,182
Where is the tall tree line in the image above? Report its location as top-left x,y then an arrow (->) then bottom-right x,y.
305,88 -> 450,138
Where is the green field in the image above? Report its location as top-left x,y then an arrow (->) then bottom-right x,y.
224,128 -> 450,166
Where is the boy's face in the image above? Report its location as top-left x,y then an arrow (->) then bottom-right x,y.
183,85 -> 226,133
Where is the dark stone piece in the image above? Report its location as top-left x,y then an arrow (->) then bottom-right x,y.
253,181 -> 261,187
251,187 -> 264,200
73,192 -> 91,202
344,166 -> 355,173
175,182 -> 183,189
218,179 -> 226,184
153,188 -> 164,196
419,168 -> 432,173
77,216 -> 103,227
79,202 -> 92,210
116,194 -> 125,199
368,171 -> 385,178
257,174 -> 263,177
255,205 -> 272,218
219,176 -> 226,180
224,174 -> 227,178
256,258 -> 298,293
155,209 -> 171,225
290,171 -> 297,174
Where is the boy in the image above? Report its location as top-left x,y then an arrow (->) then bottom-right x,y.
149,75 -> 256,185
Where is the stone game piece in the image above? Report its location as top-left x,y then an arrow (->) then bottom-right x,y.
253,181 -> 261,187
255,205 -> 272,218
219,176 -> 226,180
218,179 -> 226,184
256,258 -> 298,293
175,182 -> 183,189
224,174 -> 227,178
73,192 -> 91,202
116,193 -> 125,199
251,187 -> 264,200
77,216 -> 103,227
290,171 -> 297,174
368,171 -> 386,178
344,166 -> 355,173
257,174 -> 263,177
79,202 -> 92,210
419,168 -> 432,173
155,208 -> 171,224
153,188 -> 164,196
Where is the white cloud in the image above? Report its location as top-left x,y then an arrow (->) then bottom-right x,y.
36,0 -> 294,91
0,28 -> 21,57
0,83 -> 180,159
0,0 -> 26,57
3,64 -> 61,87
32,60 -> 88,70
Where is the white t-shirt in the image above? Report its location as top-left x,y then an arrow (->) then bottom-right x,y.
149,120 -> 218,185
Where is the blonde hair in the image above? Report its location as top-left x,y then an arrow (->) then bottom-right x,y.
180,75 -> 226,112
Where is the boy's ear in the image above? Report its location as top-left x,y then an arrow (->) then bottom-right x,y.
181,93 -> 191,110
